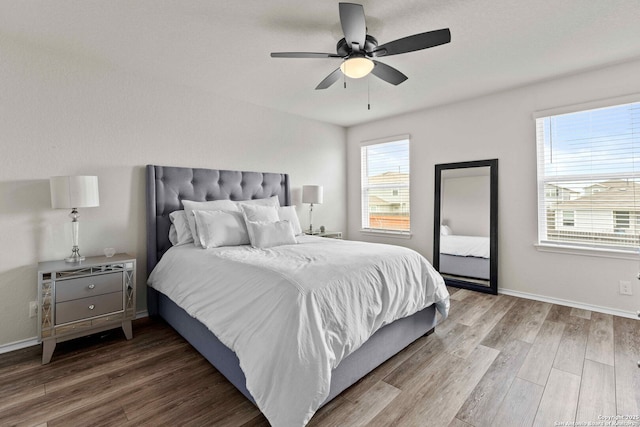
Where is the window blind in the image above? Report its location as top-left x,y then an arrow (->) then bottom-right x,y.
361,138 -> 410,233
536,100 -> 640,251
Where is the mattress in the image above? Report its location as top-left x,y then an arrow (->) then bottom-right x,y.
440,234 -> 490,258
148,235 -> 449,426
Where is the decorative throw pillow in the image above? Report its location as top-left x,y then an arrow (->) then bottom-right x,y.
169,210 -> 194,245
240,203 -> 280,223
245,219 -> 297,249
441,224 -> 453,236
277,206 -> 303,236
182,199 -> 240,247
193,210 -> 250,248
236,195 -> 281,208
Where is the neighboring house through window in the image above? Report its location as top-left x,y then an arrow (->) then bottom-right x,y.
535,97 -> 640,251
361,136 -> 410,234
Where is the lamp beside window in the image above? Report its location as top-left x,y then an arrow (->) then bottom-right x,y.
50,176 -> 100,263
302,185 -> 323,234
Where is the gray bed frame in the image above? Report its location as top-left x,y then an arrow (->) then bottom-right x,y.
145,164 -> 438,409
440,253 -> 490,281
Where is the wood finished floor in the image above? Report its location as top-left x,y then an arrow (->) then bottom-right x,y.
1,287 -> 638,426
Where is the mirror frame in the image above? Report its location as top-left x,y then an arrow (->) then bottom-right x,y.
433,159 -> 498,295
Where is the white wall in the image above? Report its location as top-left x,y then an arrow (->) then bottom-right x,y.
442,175 -> 490,237
347,58 -> 640,316
0,35 -> 346,347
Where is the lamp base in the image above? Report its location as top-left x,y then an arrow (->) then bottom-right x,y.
65,246 -> 85,263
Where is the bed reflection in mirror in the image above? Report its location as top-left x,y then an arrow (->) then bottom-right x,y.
434,159 -> 498,294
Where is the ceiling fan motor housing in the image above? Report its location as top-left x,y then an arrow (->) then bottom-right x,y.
336,35 -> 379,57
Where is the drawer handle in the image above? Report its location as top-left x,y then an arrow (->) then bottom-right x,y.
88,304 -> 95,310
88,284 -> 95,290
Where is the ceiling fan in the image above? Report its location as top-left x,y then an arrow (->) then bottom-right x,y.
270,2 -> 451,90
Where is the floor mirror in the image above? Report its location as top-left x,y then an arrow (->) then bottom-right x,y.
433,159 -> 498,294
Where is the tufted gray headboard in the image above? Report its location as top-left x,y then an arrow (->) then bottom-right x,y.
145,165 -> 291,277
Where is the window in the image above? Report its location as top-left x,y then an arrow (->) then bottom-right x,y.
536,99 -> 640,251
361,136 -> 410,234
562,210 -> 575,227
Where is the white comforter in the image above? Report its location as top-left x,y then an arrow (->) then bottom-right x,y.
440,234 -> 490,258
148,236 -> 449,427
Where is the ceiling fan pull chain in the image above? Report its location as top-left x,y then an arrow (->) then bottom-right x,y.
367,75 -> 371,110
344,60 -> 347,88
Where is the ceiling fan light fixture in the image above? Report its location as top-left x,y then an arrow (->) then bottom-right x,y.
340,56 -> 374,79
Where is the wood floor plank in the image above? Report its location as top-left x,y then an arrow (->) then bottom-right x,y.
480,297 -> 534,350
452,293 -> 499,327
510,300 -> 553,344
570,307 -> 591,320
552,316 -> 589,376
449,418 -> 473,427
46,403 -> 130,427
585,312 -> 615,366
308,380 -> 400,427
532,368 -> 581,427
370,345 -> 499,426
517,320 -> 565,386
490,378 -> 544,427
448,287 -> 468,301
613,316 -> 640,416
576,359 -> 616,424
546,304 -> 572,323
447,294 -> 517,359
456,339 -> 531,427
340,335 -> 430,403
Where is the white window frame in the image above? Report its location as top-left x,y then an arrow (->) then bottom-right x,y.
534,94 -> 640,258
360,135 -> 411,237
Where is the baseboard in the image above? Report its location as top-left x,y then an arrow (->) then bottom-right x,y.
0,310 -> 150,355
0,337 -> 39,355
499,288 -> 639,320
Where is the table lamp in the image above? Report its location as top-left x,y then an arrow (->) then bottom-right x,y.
50,176 -> 100,262
302,185 -> 323,234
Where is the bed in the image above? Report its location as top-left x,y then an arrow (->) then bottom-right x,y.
145,164 -> 449,426
439,233 -> 490,280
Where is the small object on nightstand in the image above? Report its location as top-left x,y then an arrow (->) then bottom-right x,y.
37,253 -> 136,364
104,247 -> 116,257
320,225 -> 325,233
305,230 -> 342,239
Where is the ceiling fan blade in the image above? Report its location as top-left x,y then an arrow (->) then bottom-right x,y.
315,68 -> 342,90
339,3 -> 366,51
374,28 -> 451,57
371,61 -> 408,85
271,52 -> 342,58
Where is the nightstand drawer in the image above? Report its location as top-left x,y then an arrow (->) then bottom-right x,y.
55,292 -> 123,325
56,272 -> 123,302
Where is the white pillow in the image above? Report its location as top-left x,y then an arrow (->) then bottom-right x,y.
240,204 -> 279,223
277,206 -> 303,236
236,195 -> 280,208
193,210 -> 250,248
441,224 -> 453,236
169,210 -> 194,245
182,200 -> 240,247
168,224 -> 178,246
245,219 -> 297,249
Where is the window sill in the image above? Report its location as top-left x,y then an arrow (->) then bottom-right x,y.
360,229 -> 412,239
534,243 -> 639,260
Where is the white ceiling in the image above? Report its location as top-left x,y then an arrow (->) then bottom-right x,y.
2,1 -> 640,127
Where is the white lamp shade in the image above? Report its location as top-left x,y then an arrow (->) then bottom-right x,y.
302,185 -> 323,204
50,176 -> 100,209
